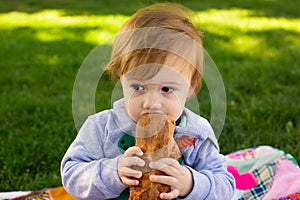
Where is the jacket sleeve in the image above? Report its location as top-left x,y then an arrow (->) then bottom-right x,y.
60,115 -> 127,199
179,138 -> 235,200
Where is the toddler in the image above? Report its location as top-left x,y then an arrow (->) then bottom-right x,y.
61,3 -> 235,200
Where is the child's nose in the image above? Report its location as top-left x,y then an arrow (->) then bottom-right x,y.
142,92 -> 162,110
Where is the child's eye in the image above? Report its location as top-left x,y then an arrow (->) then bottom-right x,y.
161,86 -> 174,93
131,84 -> 144,91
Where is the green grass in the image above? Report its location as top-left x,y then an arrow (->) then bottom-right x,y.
0,0 -> 299,191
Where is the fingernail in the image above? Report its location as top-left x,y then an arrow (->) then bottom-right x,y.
149,162 -> 154,168
149,175 -> 155,181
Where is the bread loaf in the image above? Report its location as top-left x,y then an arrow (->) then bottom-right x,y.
129,114 -> 181,200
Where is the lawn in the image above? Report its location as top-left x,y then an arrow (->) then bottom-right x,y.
0,0 -> 299,191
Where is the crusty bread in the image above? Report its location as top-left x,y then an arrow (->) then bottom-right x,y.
129,114 -> 181,200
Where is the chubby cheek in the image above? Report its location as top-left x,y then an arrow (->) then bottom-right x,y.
122,87 -> 139,122
124,97 -> 141,122
166,101 -> 184,121
161,93 -> 185,120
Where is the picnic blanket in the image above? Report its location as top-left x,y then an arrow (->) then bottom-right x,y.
226,145 -> 300,200
1,145 -> 300,200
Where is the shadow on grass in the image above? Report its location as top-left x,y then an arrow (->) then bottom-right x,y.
0,0 -> 299,18
196,24 -> 300,156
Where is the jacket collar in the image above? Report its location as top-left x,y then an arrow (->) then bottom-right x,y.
111,98 -> 217,147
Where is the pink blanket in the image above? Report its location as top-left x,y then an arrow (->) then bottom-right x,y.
262,159 -> 300,199
226,145 -> 300,200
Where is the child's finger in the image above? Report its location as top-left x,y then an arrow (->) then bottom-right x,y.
149,158 -> 179,174
149,174 -> 176,186
119,167 -> 143,179
121,156 -> 145,168
123,146 -> 143,157
120,175 -> 140,186
160,188 -> 180,200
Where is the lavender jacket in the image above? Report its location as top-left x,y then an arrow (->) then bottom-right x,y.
61,99 -> 235,200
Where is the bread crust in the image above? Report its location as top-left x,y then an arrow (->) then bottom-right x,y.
129,114 -> 181,200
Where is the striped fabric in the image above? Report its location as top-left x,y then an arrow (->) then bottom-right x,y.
240,161 -> 278,199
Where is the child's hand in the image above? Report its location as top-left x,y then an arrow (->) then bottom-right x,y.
118,146 -> 145,186
149,158 -> 194,199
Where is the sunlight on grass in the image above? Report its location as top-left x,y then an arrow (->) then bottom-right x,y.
193,9 -> 299,58
84,29 -> 114,44
0,8 -> 299,51
194,9 -> 300,32
0,10 -> 128,44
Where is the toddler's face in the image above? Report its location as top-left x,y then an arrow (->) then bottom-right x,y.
121,56 -> 193,122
